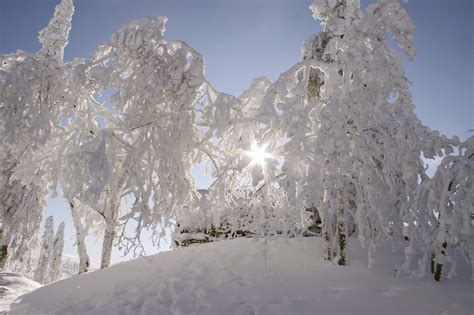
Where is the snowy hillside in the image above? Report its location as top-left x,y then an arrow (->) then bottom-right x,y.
0,273 -> 40,314
10,238 -> 473,315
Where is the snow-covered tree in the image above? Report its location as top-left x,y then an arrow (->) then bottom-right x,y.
61,16 -> 212,267
60,124 -> 120,269
414,136 -> 473,280
50,221 -> 65,282
0,0 -> 74,276
34,217 -> 65,284
260,0 -> 457,267
0,158 -> 44,275
55,56 -> 112,273
34,216 -> 55,284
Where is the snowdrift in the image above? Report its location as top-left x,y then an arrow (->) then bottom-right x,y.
0,273 -> 41,314
10,238 -> 473,315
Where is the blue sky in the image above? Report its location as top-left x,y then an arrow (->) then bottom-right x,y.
1,0 -> 472,267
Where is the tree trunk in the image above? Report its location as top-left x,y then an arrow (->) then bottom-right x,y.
100,203 -> 118,269
434,241 -> 447,282
322,209 -> 333,261
100,222 -> 115,269
336,205 -> 346,266
69,200 -> 90,274
0,203 -> 14,270
0,241 -> 7,269
100,167 -> 129,269
430,253 -> 435,274
100,207 -> 118,269
433,203 -> 448,282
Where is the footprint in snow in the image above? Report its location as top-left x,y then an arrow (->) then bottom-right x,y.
323,287 -> 345,298
376,286 -> 407,297
230,300 -> 256,315
266,296 -> 288,306
157,285 -> 173,307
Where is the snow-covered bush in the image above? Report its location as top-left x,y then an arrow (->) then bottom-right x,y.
173,184 -> 304,247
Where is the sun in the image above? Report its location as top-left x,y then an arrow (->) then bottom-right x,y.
245,141 -> 273,167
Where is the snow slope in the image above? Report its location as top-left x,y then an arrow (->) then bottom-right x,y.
10,238 -> 474,315
0,273 -> 41,314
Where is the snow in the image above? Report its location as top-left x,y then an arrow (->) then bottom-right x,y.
0,273 -> 41,314
10,238 -> 474,315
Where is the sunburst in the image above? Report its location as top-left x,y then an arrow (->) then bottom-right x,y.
243,141 -> 275,173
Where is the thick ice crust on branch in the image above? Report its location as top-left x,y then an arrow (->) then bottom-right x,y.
111,16 -> 167,53
38,0 -> 74,62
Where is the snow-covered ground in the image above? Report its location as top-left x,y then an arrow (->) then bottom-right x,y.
10,238 -> 474,315
0,273 -> 41,314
